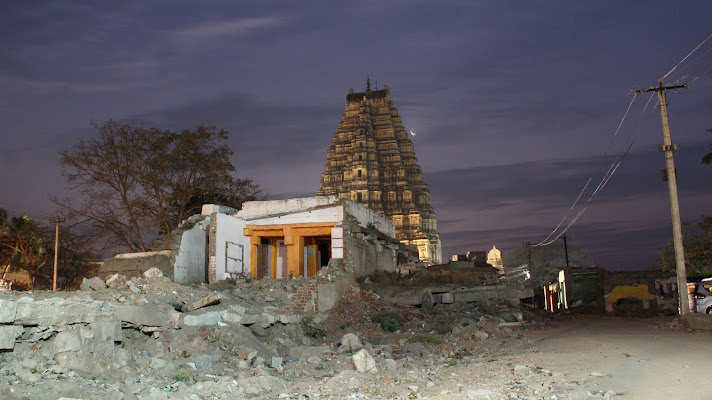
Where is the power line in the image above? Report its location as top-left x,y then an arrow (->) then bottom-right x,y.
532,33 -> 711,250
532,95 -> 640,247
661,32 -> 712,81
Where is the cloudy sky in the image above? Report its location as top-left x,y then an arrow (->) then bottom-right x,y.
2,1 -> 712,270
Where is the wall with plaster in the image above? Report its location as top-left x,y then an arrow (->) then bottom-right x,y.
212,213 -> 250,281
173,219 -> 209,285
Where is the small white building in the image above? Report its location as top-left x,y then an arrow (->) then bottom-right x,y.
172,196 -> 399,284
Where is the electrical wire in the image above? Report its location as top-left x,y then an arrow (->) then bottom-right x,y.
666,45 -> 712,84
535,138 -> 635,247
531,32 -> 712,248
661,32 -> 712,81
603,94 -> 637,157
532,178 -> 591,246
532,94 -> 638,247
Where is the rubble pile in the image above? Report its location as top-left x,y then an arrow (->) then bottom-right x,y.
0,268 -> 594,400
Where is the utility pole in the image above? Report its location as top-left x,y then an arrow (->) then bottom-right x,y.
50,217 -> 64,291
561,235 -> 569,268
524,241 -> 532,268
524,241 -> 533,280
636,80 -> 689,315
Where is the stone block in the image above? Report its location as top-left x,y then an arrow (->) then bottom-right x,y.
54,330 -> 81,354
682,313 -> 712,331
143,267 -> 164,280
105,273 -> 127,289
331,227 -> 343,239
421,291 -> 435,311
93,319 -> 123,343
222,312 -> 258,325
90,277 -> 107,291
195,354 -> 213,371
15,298 -> 107,326
0,299 -> 17,323
331,247 -> 344,259
0,325 -> 23,350
260,313 -> 276,328
183,311 -> 222,326
318,280 -> 350,312
440,292 -> 454,304
352,349 -> 376,373
338,333 -> 363,353
182,293 -> 221,312
113,303 -> 180,329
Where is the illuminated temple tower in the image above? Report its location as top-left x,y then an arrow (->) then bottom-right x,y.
317,80 -> 442,264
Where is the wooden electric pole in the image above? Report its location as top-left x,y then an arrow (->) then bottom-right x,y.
635,80 -> 689,315
561,235 -> 569,268
50,217 -> 64,291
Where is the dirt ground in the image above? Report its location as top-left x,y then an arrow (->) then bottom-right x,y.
512,316 -> 712,400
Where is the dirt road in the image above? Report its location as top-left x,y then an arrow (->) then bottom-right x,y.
499,316 -> 712,400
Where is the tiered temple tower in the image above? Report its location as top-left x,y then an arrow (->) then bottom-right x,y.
317,80 -> 442,264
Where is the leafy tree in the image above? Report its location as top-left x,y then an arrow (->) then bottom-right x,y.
0,208 -> 49,289
54,121 -> 261,253
503,242 -> 593,288
657,216 -> 712,276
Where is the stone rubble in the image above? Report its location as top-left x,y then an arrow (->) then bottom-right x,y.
0,271 -> 628,399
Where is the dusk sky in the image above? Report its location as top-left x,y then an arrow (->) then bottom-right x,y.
2,1 -> 712,270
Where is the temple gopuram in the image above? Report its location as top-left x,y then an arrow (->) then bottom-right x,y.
317,80 -> 442,264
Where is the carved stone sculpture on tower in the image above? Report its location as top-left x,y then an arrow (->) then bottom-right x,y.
317,81 -> 442,264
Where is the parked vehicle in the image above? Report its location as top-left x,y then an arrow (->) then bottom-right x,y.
691,279 -> 712,313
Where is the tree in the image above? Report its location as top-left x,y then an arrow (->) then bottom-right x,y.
47,224 -> 101,289
657,216 -> 712,276
502,242 -> 593,288
702,128 -> 712,166
54,121 -> 261,253
0,208 -> 49,289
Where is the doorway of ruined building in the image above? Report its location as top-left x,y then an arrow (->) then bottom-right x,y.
257,237 -> 287,279
302,236 -> 331,277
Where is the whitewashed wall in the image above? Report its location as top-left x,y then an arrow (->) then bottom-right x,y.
246,205 -> 343,226
213,213 -> 250,281
237,196 -> 339,219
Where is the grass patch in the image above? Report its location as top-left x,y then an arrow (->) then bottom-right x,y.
300,315 -> 327,339
175,368 -> 190,382
408,334 -> 442,344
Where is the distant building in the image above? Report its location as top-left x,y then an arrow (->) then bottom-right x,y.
317,80 -> 441,264
487,246 -> 504,273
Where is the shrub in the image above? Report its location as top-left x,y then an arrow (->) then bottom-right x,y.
431,314 -> 454,335
372,311 -> 404,333
175,368 -> 190,382
300,315 -> 327,339
482,304 -> 503,316
380,317 -> 399,332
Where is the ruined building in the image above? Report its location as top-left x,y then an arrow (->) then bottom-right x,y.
317,81 -> 442,264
